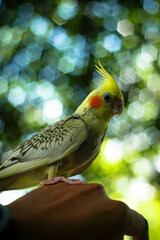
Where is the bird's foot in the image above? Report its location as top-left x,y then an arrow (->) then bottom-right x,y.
40,176 -> 86,186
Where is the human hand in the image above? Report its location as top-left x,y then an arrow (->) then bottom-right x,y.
8,183 -> 149,240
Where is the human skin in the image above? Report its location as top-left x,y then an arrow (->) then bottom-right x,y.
8,183 -> 149,240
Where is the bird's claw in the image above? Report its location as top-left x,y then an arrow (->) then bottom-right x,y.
40,176 -> 86,186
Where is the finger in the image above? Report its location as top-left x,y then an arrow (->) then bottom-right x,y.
133,232 -> 149,240
125,209 -> 149,240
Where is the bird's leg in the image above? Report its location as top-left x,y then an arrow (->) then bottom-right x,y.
40,176 -> 86,186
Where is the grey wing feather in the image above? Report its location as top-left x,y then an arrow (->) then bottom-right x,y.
0,116 -> 87,178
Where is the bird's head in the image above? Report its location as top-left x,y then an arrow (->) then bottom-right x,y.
75,61 -> 124,122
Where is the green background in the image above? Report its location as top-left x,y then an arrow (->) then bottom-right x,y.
0,0 -> 160,239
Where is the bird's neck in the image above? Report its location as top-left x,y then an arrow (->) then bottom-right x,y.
74,104 -> 109,135
84,113 -> 109,134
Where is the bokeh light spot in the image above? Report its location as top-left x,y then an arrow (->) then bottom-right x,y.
143,0 -> 159,15
43,99 -> 63,124
143,102 -> 158,120
128,179 -> 155,201
30,16 -> 49,36
8,87 -> 26,107
133,158 -> 153,178
48,27 -> 71,51
147,73 -> 160,92
57,1 -> 78,20
117,19 -> 134,37
103,34 -> 121,52
104,139 -> 123,163
18,2 -> 34,19
14,49 -> 31,68
0,25 -> 13,44
128,101 -> 144,119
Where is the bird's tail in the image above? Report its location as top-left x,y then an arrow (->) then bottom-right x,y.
0,173 -> 41,191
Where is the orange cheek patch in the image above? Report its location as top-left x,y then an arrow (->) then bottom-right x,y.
89,95 -> 103,109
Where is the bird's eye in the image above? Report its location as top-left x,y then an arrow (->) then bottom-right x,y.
103,94 -> 113,103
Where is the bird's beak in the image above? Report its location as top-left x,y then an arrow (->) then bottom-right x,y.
118,104 -> 123,116
112,99 -> 124,116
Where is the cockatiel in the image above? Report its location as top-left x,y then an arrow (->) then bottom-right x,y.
0,61 -> 124,191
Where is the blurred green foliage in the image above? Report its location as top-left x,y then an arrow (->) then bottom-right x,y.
0,0 -> 160,239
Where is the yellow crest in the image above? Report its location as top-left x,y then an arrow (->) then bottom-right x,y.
95,60 -> 122,97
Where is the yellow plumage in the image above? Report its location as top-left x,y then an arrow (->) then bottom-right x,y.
0,61 -> 124,190
95,60 -> 123,99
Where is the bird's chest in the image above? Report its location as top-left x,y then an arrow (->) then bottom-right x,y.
76,130 -> 104,162
58,127 -> 107,175
75,120 -> 108,164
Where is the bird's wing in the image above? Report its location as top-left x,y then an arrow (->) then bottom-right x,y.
0,116 -> 87,178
